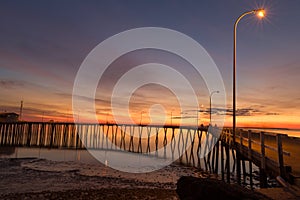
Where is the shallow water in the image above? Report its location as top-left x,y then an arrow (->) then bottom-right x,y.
245,128 -> 300,138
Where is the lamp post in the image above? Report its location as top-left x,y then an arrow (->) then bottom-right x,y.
197,104 -> 204,128
170,110 -> 173,126
140,111 -> 144,125
233,9 -> 265,143
196,109 -> 199,128
77,110 -> 80,122
210,91 -> 219,125
42,112 -> 45,122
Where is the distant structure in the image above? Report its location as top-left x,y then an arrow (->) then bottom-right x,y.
0,112 -> 19,122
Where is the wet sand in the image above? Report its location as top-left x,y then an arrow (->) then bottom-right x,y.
1,157 -> 300,199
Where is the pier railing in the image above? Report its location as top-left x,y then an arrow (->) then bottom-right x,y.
222,128 -> 291,187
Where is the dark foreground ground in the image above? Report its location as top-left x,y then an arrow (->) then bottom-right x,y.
0,158 -> 298,200
1,188 -> 177,200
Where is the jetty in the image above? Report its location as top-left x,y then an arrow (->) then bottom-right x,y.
0,122 -> 299,189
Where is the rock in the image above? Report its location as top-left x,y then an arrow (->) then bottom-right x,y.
176,176 -> 270,200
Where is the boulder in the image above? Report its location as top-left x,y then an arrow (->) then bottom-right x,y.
176,176 -> 270,200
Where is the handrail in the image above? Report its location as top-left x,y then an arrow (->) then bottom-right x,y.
237,137 -> 290,156
221,128 -> 290,179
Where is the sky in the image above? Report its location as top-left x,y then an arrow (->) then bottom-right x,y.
0,0 -> 299,128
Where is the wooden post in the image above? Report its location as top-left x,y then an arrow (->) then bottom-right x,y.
248,130 -> 252,159
40,123 -> 45,147
239,129 -> 243,150
211,139 -> 216,173
155,127 -> 159,152
3,123 -> 7,145
248,130 -> 253,189
276,134 -> 285,178
197,130 -> 203,168
49,123 -> 55,148
163,127 -> 168,159
178,128 -> 183,163
0,123 -> 4,145
129,126 -> 134,152
231,148 -> 236,173
236,151 -> 241,185
215,139 -> 220,174
226,130 -> 230,183
221,140 -> 225,181
249,160 -> 253,189
11,123 -> 16,145
260,132 -> 267,188
146,127 -> 151,154
221,140 -> 224,181
27,123 -> 32,146
188,129 -> 196,166
242,159 -> 246,184
120,125 -> 126,150
138,126 -> 143,153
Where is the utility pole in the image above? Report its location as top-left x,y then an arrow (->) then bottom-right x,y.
19,100 -> 23,121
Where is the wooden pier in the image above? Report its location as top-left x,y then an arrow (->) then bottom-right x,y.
0,122 -> 295,188
220,129 -> 292,187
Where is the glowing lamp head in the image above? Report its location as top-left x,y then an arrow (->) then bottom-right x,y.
256,9 -> 265,18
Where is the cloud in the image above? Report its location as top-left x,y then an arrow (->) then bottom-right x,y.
172,116 -> 197,120
1,104 -> 70,119
56,92 -> 110,105
0,80 -> 24,89
265,112 -> 279,116
211,107 -> 280,117
180,107 -> 274,117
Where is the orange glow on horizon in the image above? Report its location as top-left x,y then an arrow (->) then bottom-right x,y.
20,111 -> 300,130
223,114 -> 300,129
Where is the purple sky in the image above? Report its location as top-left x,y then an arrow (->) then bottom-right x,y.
0,0 -> 299,128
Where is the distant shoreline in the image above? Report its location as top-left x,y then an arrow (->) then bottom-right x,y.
225,126 -> 300,131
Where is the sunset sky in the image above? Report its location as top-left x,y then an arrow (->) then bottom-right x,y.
0,0 -> 300,128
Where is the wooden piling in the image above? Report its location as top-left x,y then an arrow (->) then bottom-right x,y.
221,140 -> 225,181
277,134 -> 285,178
242,158 -> 246,184
236,151 -> 241,185
260,132 -> 267,188
225,132 -> 230,183
215,139 -> 219,174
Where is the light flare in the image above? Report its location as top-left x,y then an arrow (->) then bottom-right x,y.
257,9 -> 265,18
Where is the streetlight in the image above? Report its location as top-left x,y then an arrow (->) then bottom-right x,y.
210,91 -> 219,125
77,110 -> 80,122
197,104 -> 204,128
170,110 -> 173,126
41,111 -> 45,122
233,8 -> 265,143
105,112 -> 108,124
140,111 -> 144,125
